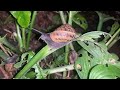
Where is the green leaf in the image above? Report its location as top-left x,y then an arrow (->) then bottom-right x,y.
10,11 -> 31,28
89,64 -> 120,79
25,71 -> 36,79
75,50 -> 91,79
20,76 -> 30,79
72,13 -> 88,30
33,63 -> 48,79
71,11 -> 79,17
78,31 -> 110,42
111,53 -> 119,61
14,60 -> 26,69
114,62 -> 120,69
77,41 -> 113,66
14,51 -> 35,68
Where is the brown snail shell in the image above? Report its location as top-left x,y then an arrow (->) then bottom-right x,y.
50,24 -> 76,43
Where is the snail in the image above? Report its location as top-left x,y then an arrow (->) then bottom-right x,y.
32,24 -> 80,49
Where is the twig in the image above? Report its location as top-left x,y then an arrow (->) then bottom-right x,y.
0,43 -> 9,56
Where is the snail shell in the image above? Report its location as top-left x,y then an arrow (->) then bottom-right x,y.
32,24 -> 78,49
50,24 -> 76,43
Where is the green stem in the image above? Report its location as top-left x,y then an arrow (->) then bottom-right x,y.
106,27 -> 120,46
59,11 -> 68,78
16,23 -> 23,52
44,64 -> 75,74
22,28 -> 26,50
68,11 -> 73,25
108,37 -> 120,49
96,11 -> 103,31
26,11 -> 37,49
59,11 -> 66,24
68,11 -> 74,50
14,45 -> 57,79
103,29 -> 116,43
97,19 -> 103,31
103,17 -> 115,22
69,43 -> 74,50
64,11 -> 73,64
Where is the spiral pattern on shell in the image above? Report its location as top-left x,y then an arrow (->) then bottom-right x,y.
50,24 -> 76,43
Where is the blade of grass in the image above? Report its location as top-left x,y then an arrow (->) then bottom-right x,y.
22,28 -> 26,50
26,11 -> 37,49
16,23 -> 23,52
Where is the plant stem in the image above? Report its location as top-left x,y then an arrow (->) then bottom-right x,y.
108,37 -> 120,49
68,11 -> 75,51
59,11 -> 68,78
64,11 -> 73,64
22,28 -> 26,50
96,11 -> 103,31
97,20 -> 103,31
44,64 -> 75,74
26,11 -> 37,49
0,36 -> 20,54
68,11 -> 73,25
14,45 -> 57,79
59,11 -> 66,24
103,17 -> 115,22
16,23 -> 23,52
106,27 -> 120,46
59,11 -> 70,64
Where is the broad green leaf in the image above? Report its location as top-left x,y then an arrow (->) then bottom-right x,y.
77,41 -> 113,66
10,11 -> 31,28
89,64 -> 120,79
72,13 -> 88,30
75,50 -> 91,79
78,31 -> 110,42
